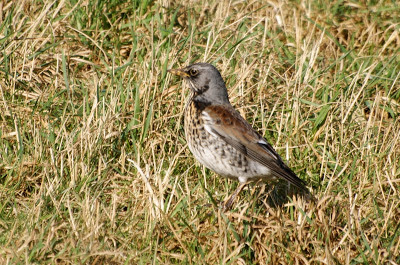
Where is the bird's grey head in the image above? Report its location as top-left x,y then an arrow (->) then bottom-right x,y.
168,63 -> 230,105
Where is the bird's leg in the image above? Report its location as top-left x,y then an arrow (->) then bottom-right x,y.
222,182 -> 247,211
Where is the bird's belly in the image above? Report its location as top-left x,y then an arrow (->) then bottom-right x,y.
186,129 -> 272,182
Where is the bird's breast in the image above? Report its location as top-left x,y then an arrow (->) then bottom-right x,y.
183,101 -> 272,181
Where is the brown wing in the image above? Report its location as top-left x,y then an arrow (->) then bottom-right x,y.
202,104 -> 307,190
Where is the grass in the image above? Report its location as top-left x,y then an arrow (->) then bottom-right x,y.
1,0 -> 400,264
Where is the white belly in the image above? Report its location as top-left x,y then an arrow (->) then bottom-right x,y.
187,133 -> 273,183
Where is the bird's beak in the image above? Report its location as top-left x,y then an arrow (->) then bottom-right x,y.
167,68 -> 190,78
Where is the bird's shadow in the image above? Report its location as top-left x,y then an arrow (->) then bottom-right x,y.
254,181 -> 314,209
201,180 -> 314,213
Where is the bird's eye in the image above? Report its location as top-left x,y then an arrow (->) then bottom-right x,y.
189,69 -> 198,76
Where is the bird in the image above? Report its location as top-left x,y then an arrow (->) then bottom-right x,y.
168,62 -> 307,210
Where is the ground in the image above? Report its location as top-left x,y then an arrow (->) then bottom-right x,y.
0,0 -> 399,264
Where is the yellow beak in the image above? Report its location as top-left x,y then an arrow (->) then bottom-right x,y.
167,68 -> 190,78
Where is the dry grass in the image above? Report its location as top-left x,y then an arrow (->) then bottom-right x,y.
1,0 -> 399,264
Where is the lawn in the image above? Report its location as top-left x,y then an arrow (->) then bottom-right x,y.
0,0 -> 399,264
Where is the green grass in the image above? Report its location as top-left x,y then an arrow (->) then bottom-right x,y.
1,0 -> 400,264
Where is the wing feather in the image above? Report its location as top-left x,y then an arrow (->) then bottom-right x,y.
203,105 -> 307,190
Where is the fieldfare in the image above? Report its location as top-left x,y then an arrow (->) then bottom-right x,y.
168,63 -> 307,210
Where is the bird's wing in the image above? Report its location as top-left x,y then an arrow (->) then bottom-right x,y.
202,104 -> 306,190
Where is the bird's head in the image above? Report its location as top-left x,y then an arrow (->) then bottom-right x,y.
168,63 -> 230,105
